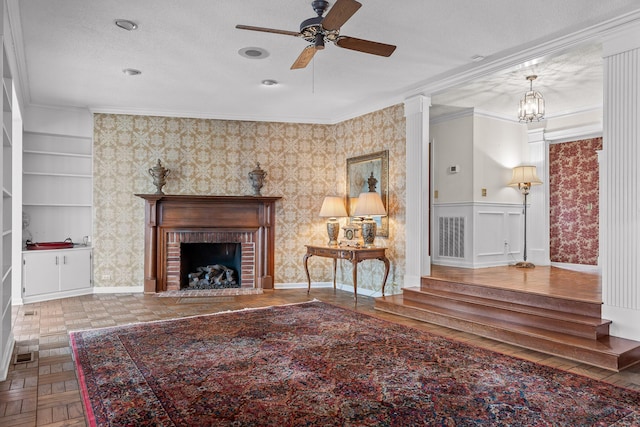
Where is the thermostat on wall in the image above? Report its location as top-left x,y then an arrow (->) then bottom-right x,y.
448,165 -> 460,174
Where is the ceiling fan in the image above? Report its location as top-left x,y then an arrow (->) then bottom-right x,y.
236,0 -> 396,69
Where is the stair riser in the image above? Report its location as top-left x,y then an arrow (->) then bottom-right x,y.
403,289 -> 609,340
421,278 -> 602,317
375,301 -> 621,371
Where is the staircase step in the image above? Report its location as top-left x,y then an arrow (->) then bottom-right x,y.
403,287 -> 610,340
375,294 -> 640,371
421,276 -> 602,317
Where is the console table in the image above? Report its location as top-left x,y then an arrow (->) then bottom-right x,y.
303,245 -> 390,303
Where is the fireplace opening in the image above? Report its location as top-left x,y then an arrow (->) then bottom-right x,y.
180,243 -> 241,290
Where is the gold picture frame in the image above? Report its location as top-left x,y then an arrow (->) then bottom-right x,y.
346,150 -> 389,237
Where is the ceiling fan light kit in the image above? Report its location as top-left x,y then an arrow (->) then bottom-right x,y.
236,0 -> 396,70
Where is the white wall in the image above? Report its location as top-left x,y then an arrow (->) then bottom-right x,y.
24,105 -> 92,136
430,113 -> 473,203
473,115 -> 528,203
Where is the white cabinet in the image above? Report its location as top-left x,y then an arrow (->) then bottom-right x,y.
22,247 -> 92,301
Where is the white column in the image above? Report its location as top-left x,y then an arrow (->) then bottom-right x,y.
527,128 -> 550,266
601,24 -> 640,340
404,95 -> 431,286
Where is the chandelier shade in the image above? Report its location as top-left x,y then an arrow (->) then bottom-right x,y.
518,75 -> 545,122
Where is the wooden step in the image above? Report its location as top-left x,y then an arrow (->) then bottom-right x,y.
420,276 -> 602,318
403,287 -> 611,340
375,294 -> 640,371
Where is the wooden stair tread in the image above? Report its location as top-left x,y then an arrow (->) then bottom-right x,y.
421,276 -> 600,304
377,294 -> 640,355
402,286 -> 610,327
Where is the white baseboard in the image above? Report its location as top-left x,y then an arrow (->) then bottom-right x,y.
274,282 -> 332,289
92,286 -> 144,293
275,282 -> 389,298
550,262 -> 600,274
22,288 -> 94,304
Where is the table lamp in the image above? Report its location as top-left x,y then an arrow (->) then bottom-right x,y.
353,173 -> 387,247
319,196 -> 348,246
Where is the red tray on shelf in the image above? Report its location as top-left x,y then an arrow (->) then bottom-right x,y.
25,239 -> 74,250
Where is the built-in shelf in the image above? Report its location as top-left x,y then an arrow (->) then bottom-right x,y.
2,264 -> 10,283
2,18 -> 16,383
23,203 -> 92,208
23,150 -> 92,158
23,172 -> 92,178
2,80 -> 10,113
2,126 -> 9,146
22,130 -> 93,265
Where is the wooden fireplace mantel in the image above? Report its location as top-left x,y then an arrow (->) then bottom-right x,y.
135,194 -> 281,293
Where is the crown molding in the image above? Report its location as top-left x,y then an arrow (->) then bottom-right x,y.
5,0 -> 29,111
400,9 -> 640,99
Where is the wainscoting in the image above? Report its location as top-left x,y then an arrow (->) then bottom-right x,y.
433,202 -> 523,268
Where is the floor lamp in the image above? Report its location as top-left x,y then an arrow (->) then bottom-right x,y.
508,165 -> 542,268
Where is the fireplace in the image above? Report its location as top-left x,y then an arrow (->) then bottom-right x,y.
136,195 -> 281,293
181,243 -> 241,289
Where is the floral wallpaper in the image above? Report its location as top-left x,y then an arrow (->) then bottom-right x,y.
93,105 -> 406,293
549,137 -> 602,265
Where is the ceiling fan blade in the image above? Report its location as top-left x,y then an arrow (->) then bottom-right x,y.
321,0 -> 362,31
235,24 -> 300,37
291,46 -> 317,70
335,36 -> 396,57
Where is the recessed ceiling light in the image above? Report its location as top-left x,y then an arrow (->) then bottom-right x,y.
238,47 -> 269,59
122,68 -> 142,76
115,19 -> 138,31
261,79 -> 278,86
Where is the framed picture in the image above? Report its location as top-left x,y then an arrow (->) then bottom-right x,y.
346,150 -> 389,237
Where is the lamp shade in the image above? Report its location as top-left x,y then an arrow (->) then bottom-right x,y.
353,192 -> 387,217
319,196 -> 348,218
508,165 -> 542,187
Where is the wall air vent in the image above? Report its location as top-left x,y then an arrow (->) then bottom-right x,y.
438,216 -> 465,258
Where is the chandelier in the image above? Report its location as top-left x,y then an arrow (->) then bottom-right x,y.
518,75 -> 545,122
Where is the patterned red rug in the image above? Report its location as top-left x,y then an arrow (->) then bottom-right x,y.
70,301 -> 640,426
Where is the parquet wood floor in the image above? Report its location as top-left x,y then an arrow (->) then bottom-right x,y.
1,276 -> 638,426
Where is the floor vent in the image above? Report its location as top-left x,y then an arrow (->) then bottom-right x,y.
14,352 -> 34,364
438,216 -> 465,258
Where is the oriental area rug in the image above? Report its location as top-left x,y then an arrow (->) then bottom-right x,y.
69,301 -> 640,426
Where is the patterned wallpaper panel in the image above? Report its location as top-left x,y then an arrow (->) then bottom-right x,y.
93,105 -> 406,293
549,137 -> 602,265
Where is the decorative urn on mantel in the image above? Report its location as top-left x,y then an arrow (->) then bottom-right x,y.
248,162 -> 267,196
148,159 -> 170,194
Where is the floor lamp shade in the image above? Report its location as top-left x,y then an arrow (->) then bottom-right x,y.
353,192 -> 387,247
508,165 -> 542,190
319,196 -> 348,246
508,165 -> 542,268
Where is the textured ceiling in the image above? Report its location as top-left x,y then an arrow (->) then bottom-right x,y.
11,0 -> 640,123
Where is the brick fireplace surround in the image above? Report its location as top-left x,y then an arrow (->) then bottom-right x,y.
136,194 -> 281,293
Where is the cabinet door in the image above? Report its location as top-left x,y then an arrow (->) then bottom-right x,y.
23,252 -> 60,297
60,250 -> 92,291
